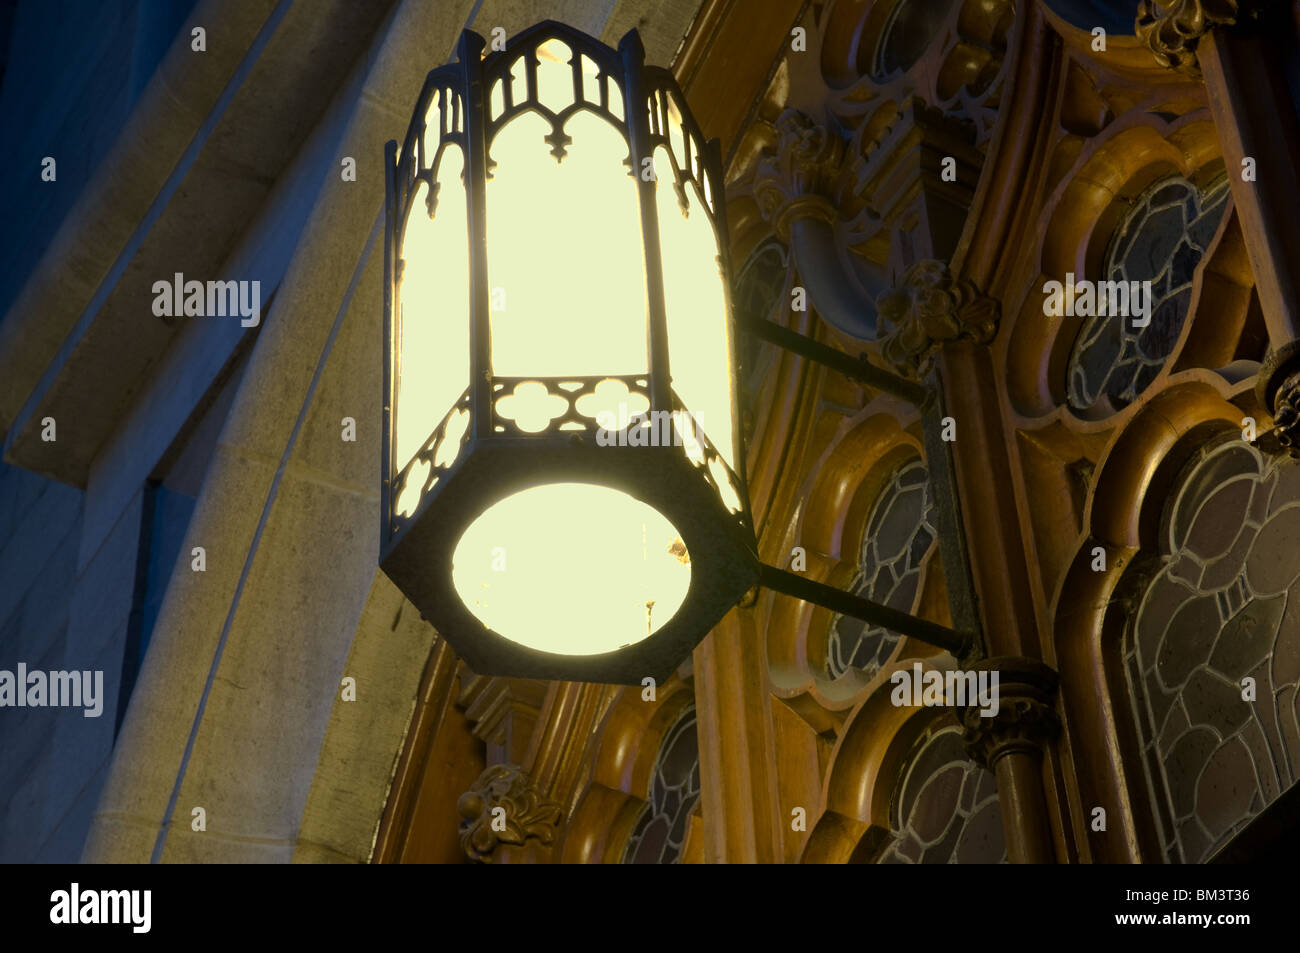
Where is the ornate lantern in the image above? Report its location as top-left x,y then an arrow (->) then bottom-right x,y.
380,23 -> 757,683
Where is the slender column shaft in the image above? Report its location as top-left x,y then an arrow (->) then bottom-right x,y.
994,751 -> 1056,864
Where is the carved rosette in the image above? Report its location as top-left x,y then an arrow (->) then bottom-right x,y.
752,109 -> 845,241
1136,0 -> 1265,75
958,658 -> 1060,769
875,260 -> 999,376
456,764 -> 564,863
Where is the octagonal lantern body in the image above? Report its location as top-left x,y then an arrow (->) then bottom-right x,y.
380,22 -> 758,684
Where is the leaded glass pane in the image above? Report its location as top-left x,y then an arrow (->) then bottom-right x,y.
876,725 -> 1007,864
827,459 -> 936,679
623,706 -> 701,864
1125,439 -> 1300,862
1066,174 -> 1230,411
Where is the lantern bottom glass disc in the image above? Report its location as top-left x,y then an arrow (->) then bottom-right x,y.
451,482 -> 692,656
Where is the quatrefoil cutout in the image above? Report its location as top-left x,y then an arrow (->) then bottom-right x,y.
574,378 -> 649,429
496,381 -> 569,433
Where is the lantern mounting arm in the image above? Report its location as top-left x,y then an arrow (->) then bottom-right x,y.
738,312 -> 986,660
756,562 -> 974,658
738,313 -> 927,405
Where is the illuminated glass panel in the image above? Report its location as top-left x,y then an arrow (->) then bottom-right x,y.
451,483 -> 692,655
535,38 -> 574,115
485,109 -> 647,378
653,141 -> 737,469
394,145 -> 470,473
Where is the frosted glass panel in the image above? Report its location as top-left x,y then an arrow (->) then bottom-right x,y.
653,145 -> 736,468
395,146 -> 470,472
452,483 -> 691,654
486,110 -> 647,377
535,39 -> 574,115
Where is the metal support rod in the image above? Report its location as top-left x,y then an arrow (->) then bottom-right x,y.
739,313 -> 985,660
918,364 -> 983,648
757,562 -> 973,658
738,314 -> 929,405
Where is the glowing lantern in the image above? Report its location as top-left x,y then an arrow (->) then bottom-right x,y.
380,23 -> 755,683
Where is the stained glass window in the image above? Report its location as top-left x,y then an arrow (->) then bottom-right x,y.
622,706 -> 701,864
1125,438 -> 1300,862
827,459 -> 937,678
876,724 -> 1007,863
1066,174 -> 1230,411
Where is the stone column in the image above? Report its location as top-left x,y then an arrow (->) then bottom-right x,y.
960,657 -> 1060,864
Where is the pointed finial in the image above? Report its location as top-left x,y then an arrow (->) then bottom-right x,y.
618,28 -> 645,65
458,29 -> 486,63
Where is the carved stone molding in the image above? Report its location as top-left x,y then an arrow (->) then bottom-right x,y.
875,260 -> 999,375
1269,371 -> 1300,455
1256,340 -> 1300,456
456,764 -> 564,863
752,109 -> 844,241
959,657 -> 1060,769
1136,0 -> 1267,75
456,667 -> 549,765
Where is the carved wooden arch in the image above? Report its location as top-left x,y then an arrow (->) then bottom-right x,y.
764,402 -> 952,713
968,7 -> 1266,611
1005,110 -> 1227,419
559,674 -> 700,863
800,656 -> 977,863
1038,2 -> 1198,79
813,0 -> 1017,138
709,0 -> 1039,864
729,242 -> 827,545
910,0 -> 1285,863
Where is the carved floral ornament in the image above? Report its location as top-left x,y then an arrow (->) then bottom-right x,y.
457,764 -> 564,863
751,109 -> 846,240
1136,0 -> 1270,75
876,260 -> 999,376
1258,341 -> 1300,456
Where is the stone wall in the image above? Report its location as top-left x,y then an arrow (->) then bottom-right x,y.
0,462 -> 86,860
